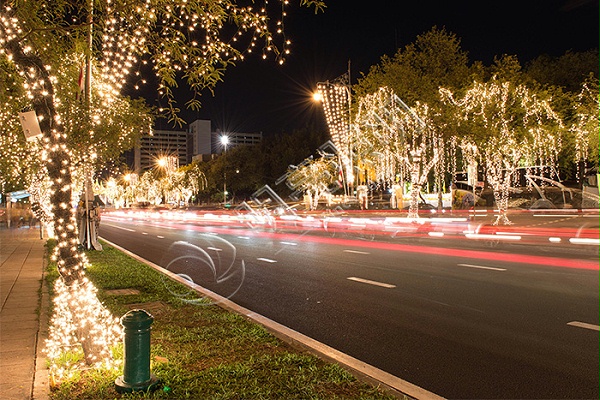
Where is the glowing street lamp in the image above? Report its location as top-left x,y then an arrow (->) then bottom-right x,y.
220,135 -> 230,205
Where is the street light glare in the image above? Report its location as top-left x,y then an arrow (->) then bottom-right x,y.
312,91 -> 323,102
220,135 -> 230,145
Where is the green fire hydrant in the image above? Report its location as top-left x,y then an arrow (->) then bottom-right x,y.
115,309 -> 160,393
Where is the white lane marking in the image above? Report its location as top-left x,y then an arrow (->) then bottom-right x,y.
142,232 -> 148,235
548,237 -> 561,243
465,233 -> 522,241
457,263 -> 507,271
343,250 -> 370,255
347,277 -> 396,289
569,238 -> 600,246
238,236 -> 250,240
105,224 -> 135,232
567,321 -> 600,331
257,258 -> 277,263
207,247 -> 222,252
280,241 -> 297,246
157,235 -> 165,239
428,232 -> 444,237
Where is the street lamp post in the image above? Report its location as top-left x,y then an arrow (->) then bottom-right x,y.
220,135 -> 229,205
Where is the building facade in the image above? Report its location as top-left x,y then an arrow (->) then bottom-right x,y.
128,119 -> 263,173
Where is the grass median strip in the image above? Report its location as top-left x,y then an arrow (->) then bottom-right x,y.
46,241 -> 400,399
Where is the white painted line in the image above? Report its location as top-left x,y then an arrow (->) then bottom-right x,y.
457,263 -> 507,271
106,224 -> 135,232
548,237 -> 561,243
567,321 -> 600,331
207,247 -> 222,252
280,241 -> 298,246
569,238 -> 600,246
428,232 -> 444,237
142,232 -> 148,235
347,277 -> 396,289
257,258 -> 277,263
238,236 -> 250,240
465,233 -> 521,241
343,250 -> 370,255
157,235 -> 165,239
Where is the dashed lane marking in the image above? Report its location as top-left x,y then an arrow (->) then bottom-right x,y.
457,263 -> 507,271
347,277 -> 396,289
257,258 -> 277,263
567,321 -> 600,332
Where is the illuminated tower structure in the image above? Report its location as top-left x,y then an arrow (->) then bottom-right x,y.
315,70 -> 353,197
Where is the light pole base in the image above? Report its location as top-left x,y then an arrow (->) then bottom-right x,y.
115,374 -> 160,394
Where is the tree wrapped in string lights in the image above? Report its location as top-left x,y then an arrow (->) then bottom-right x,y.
0,0 -> 323,381
314,71 -> 353,196
286,156 -> 338,210
354,86 -> 441,218
570,78 -> 599,170
441,79 -> 564,225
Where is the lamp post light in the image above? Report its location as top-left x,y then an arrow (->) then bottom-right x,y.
220,135 -> 230,205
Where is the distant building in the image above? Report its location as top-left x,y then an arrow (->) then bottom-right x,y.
188,119 -> 212,157
127,119 -> 262,173
133,128 -> 188,173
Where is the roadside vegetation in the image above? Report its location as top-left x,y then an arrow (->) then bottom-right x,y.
45,241 -> 400,400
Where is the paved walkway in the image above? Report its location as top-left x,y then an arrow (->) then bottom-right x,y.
0,226 -> 49,400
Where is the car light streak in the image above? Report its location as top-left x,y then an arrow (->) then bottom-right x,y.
257,258 -> 277,263
101,212 -> 598,270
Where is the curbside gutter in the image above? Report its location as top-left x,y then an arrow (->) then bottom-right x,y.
101,237 -> 445,400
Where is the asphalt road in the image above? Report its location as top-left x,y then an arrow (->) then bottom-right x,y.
99,212 -> 599,399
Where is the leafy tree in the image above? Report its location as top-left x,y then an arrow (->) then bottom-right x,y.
354,26 -> 475,107
441,78 -> 564,225
526,50 -> 599,93
0,0 -> 323,372
286,156 -> 337,210
570,77 -> 599,168
354,86 -> 442,217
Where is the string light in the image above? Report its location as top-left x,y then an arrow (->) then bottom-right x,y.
2,0 -> 324,383
441,79 -> 564,225
354,86 -> 441,218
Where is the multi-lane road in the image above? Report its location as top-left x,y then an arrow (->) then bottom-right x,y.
99,209 -> 599,399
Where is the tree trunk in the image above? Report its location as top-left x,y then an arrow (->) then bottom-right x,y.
492,183 -> 512,226
408,182 -> 421,219
5,28 -> 109,365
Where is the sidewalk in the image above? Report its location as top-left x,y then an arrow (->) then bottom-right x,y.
0,226 -> 49,400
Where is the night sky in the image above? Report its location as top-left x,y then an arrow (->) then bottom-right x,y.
164,0 -> 599,135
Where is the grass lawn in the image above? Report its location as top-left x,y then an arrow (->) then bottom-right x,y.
46,241 -> 401,399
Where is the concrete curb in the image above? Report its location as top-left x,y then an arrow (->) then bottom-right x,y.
100,236 -> 445,400
33,245 -> 50,400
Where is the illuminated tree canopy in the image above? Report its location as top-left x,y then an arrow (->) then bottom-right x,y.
0,0 -> 324,378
